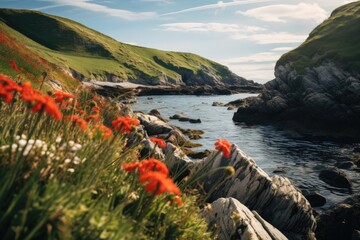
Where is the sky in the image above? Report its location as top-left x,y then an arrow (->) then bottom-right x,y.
1,0 -> 354,83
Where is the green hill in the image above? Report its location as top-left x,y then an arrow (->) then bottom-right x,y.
277,1 -> 360,73
0,8 -> 253,87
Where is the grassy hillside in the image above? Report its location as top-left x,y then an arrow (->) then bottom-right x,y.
277,1 -> 360,73
0,8 -> 246,86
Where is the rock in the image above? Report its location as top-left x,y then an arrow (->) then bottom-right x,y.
164,143 -> 193,181
335,161 -> 356,169
302,190 -> 327,207
173,126 -> 204,139
319,168 -> 352,189
183,149 -> 211,159
136,113 -> 173,136
316,194 -> 360,240
179,117 -> 191,122
227,106 -> 235,110
140,138 -> 165,160
165,128 -> 190,146
212,101 -> 224,107
170,114 -> 185,120
202,198 -> 288,240
148,109 -> 169,122
190,144 -> 316,239
189,118 -> 201,124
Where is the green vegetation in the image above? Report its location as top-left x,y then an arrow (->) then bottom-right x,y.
0,8 -> 234,84
277,1 -> 360,73
0,73 -> 214,239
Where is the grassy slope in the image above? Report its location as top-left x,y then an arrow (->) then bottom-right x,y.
0,8 -> 234,84
277,1 -> 360,73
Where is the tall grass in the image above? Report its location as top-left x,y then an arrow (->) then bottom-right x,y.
0,73 -> 212,240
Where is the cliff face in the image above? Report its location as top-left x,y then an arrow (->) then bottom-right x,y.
0,9 -> 258,88
233,2 -> 360,131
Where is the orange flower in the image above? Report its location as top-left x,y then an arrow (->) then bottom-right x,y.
94,124 -> 113,138
65,115 -> 88,130
20,82 -> 42,102
53,90 -> 75,106
31,95 -> 62,120
111,116 -> 140,134
122,158 -> 169,176
0,84 -> 13,103
9,60 -> 22,72
170,196 -> 183,207
150,137 -> 166,149
92,106 -> 101,112
139,172 -> 180,196
85,114 -> 100,122
215,139 -> 232,158
75,109 -> 86,115
139,158 -> 169,176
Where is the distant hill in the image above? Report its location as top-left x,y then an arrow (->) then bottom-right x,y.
232,1 -> 360,134
0,8 -> 257,89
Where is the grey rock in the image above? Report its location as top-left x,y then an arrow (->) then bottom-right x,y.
335,161 -> 356,169
202,197 -> 288,240
302,190 -> 327,207
189,118 -> 201,123
191,144 -> 316,239
319,168 -> 352,189
212,101 -> 224,107
136,113 -> 173,136
316,194 -> 360,240
140,138 -> 165,160
164,143 -> 193,180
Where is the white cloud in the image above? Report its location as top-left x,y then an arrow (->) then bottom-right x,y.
37,0 -> 157,20
159,22 -> 240,32
239,3 -> 328,23
271,47 -> 294,52
222,52 -> 282,64
231,31 -> 308,44
161,0 -> 275,16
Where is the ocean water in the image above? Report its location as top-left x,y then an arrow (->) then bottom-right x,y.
132,93 -> 360,209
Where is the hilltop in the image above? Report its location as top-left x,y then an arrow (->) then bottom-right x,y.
232,1 -> 360,135
0,8 -> 258,92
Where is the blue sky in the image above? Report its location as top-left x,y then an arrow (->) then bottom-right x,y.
1,0 -> 353,83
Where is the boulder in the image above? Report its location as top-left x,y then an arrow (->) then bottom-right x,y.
302,190 -> 327,208
202,197 -> 288,240
164,143 -> 193,181
190,144 -> 316,239
316,194 -> 360,240
139,138 -> 165,160
136,113 -> 173,136
212,101 -> 224,107
319,168 -> 352,189
148,109 -> 169,122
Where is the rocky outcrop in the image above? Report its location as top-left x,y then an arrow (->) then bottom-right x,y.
203,198 -> 288,240
233,62 -> 360,132
136,113 -> 173,136
316,194 -> 360,240
191,144 -> 316,239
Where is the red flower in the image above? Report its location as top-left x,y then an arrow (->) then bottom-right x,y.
139,158 -> 169,176
85,114 -> 100,122
94,124 -> 113,138
31,95 -> 62,120
75,109 -> 86,115
53,90 -> 75,106
20,82 -> 42,102
0,84 -> 13,103
123,163 -> 139,172
92,106 -> 101,112
65,115 -> 88,130
111,116 -> 139,134
139,172 -> 180,196
150,137 -> 166,149
9,60 -> 22,72
215,139 -> 232,158
170,196 -> 183,207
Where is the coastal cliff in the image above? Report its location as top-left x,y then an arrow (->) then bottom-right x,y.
233,1 -> 360,133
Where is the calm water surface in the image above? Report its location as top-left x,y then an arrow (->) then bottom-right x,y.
132,93 -> 360,209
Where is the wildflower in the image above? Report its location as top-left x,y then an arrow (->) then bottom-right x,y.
92,106 -> 101,112
53,90 -> 75,103
215,139 -> 232,158
31,95 -> 63,120
170,195 -> 183,207
94,124 -> 113,138
75,109 -> 86,115
139,158 -> 169,176
0,74 -> 22,103
9,60 -> 22,72
85,114 -> 100,122
65,115 -> 88,130
150,137 -> 166,149
111,115 -> 140,134
20,82 -> 42,102
0,84 -> 13,103
139,172 -> 180,196
123,163 -> 139,172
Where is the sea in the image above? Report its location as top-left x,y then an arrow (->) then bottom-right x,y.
132,93 -> 360,209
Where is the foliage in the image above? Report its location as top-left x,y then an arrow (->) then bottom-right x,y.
0,73 -> 212,240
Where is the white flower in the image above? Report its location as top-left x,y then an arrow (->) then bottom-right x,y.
73,157 -> 80,165
56,137 -> 62,143
68,141 -> 75,147
64,159 -> 71,164
18,139 -> 27,147
21,134 -> 27,140
67,168 -> 75,173
11,144 -> 18,152
34,140 -> 43,148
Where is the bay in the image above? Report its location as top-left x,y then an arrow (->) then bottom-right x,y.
132,93 -> 360,209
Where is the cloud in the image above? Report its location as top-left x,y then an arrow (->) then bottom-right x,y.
271,47 -> 294,52
231,31 -> 308,44
222,52 -> 282,64
159,22 -> 240,32
37,0 -> 157,20
140,0 -> 172,3
161,0 -> 275,16
239,3 -> 328,23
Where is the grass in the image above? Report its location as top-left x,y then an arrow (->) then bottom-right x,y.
277,1 -> 360,73
0,8 -> 235,85
0,72 -> 216,239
